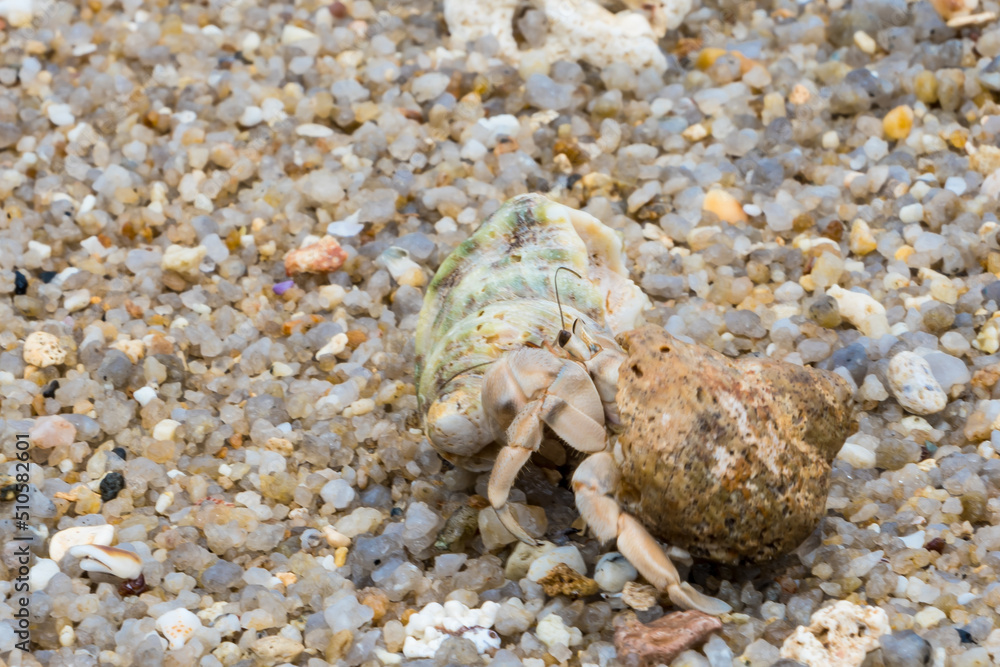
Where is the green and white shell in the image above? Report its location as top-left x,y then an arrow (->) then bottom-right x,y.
415,193 -> 648,470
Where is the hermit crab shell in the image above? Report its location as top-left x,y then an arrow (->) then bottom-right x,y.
415,193 -> 648,470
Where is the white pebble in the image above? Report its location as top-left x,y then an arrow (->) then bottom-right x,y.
63,289 -> 90,312
827,286 -> 890,339
281,25 -> 317,45
29,558 -> 61,592
28,239 -> 51,259
239,106 -> 263,127
899,530 -> 925,549
888,351 -> 948,415
913,606 -> 946,629
460,139 -> 488,162
899,203 -> 924,223
536,613 -> 582,650
944,176 -> 967,195
863,136 -> 888,161
162,244 -> 207,274
153,418 -> 181,441
527,545 -> 586,581
593,552 -> 637,592
477,115 -> 521,147
316,332 -> 349,360
47,103 -> 75,126
296,123 -> 334,138
155,491 -> 174,515
837,443 -> 876,469
133,386 -> 158,407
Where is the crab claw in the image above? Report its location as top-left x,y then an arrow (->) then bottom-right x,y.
484,348 -> 608,544
573,452 -> 732,616
497,505 -> 538,546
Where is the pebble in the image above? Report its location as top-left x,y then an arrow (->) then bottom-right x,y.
505,541 -> 555,581
913,606 -> 947,629
152,418 -> 181,441
99,471 -> 126,502
593,552 -> 638,592
47,103 -> 75,126
284,236 -> 348,276
827,286 -> 891,339
781,601 -> 889,667
883,105 -> 914,140
849,219 -> 877,255
251,636 -> 305,662
403,600 -> 501,658
30,415 -> 76,449
922,351 -> 970,392
526,545 -> 586,582
161,244 -> 207,274
536,613 -> 583,650
28,559 -> 61,592
888,351 -> 948,415
704,634 -> 735,667
296,123 -> 334,138
22,331 -> 66,367
703,189 -> 747,223
837,443 -> 877,469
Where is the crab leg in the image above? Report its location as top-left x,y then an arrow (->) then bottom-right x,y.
572,452 -> 732,615
485,349 -> 608,544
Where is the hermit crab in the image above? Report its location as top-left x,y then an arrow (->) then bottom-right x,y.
415,194 -> 856,614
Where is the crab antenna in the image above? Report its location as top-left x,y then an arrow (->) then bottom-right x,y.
553,266 -> 583,346
439,359 -> 496,391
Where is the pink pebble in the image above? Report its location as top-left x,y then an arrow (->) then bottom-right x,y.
30,415 -> 77,449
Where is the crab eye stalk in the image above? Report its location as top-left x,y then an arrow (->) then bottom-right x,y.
557,329 -> 572,348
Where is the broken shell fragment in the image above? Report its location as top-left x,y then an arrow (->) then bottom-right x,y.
284,236 -> 348,276
69,544 -> 143,580
48,524 -> 115,563
156,608 -> 202,650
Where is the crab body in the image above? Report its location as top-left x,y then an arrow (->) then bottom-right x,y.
416,194 -> 856,614
415,193 -> 647,470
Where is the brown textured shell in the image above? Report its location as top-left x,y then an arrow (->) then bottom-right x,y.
613,325 -> 857,565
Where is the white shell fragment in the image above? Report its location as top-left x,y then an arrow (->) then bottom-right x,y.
443,0 -> 675,73
69,544 -> 143,580
780,600 -> 890,667
48,524 -> 115,563
156,608 -> 202,650
403,600 -> 501,658
23,331 -> 67,368
888,351 -> 948,415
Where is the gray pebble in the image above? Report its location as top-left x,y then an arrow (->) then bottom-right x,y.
96,349 -> 134,389
880,629 -> 931,667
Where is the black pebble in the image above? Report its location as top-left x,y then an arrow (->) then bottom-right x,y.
99,471 -> 126,502
957,628 -> 974,644
13,270 -> 27,295
111,447 -> 127,460
39,270 -> 57,284
390,507 -> 403,517
42,380 -> 59,398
